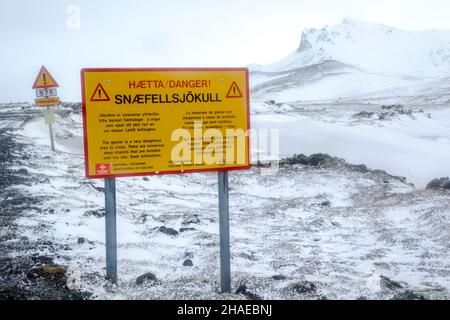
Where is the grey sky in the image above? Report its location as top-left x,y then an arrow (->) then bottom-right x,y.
2,0 -> 450,102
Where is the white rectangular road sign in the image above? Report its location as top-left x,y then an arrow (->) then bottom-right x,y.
35,88 -> 57,98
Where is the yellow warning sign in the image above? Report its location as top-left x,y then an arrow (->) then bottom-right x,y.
35,97 -> 61,107
81,68 -> 250,179
32,66 -> 59,89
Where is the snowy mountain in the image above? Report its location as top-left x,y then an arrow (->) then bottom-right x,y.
250,18 -> 450,104
251,18 -> 450,76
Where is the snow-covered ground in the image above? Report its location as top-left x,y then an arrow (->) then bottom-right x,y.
1,107 -> 450,300
247,19 -> 450,189
252,103 -> 450,189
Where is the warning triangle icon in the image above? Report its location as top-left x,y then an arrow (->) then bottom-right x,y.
32,65 -> 59,89
226,81 -> 243,98
90,83 -> 110,102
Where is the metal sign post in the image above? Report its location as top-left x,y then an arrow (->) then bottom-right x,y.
218,171 -> 231,292
104,178 -> 118,283
46,107 -> 55,152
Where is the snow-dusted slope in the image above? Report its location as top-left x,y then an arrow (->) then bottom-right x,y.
251,18 -> 450,77
4,108 -> 450,299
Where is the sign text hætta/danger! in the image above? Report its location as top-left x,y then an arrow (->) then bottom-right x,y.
129,79 -> 211,89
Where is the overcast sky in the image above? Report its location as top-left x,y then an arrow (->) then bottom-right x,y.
2,0 -> 450,102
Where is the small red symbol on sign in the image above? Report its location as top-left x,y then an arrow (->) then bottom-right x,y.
90,83 -> 110,102
96,163 -> 110,174
226,81 -> 243,98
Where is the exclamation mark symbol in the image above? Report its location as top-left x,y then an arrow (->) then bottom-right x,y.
233,86 -> 236,95
90,83 -> 110,102
43,73 -> 47,85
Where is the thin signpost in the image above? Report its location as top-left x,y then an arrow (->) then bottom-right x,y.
218,171 -> 231,292
104,178 -> 118,283
46,107 -> 55,152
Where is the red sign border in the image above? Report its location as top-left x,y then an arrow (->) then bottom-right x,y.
81,67 -> 251,179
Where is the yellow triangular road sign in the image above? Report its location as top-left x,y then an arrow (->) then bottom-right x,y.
32,65 -> 59,89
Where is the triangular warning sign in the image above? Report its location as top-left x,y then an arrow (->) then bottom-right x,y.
90,83 -> 110,102
32,65 -> 59,89
226,81 -> 243,98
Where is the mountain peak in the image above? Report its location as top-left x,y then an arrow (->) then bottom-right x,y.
251,19 -> 450,77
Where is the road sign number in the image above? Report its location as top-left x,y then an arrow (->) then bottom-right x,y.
36,88 -> 57,98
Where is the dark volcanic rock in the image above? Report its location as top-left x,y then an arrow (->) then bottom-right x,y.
77,237 -> 93,245
280,153 -> 411,186
272,275 -> 287,281
426,177 -> 450,190
179,227 -> 196,233
182,214 -> 200,225
136,272 -> 157,285
382,104 -> 405,111
235,284 -> 247,294
284,153 -> 338,167
320,201 -> 331,207
159,226 -> 179,236
183,259 -> 193,267
288,281 -> 317,295
304,153 -> 336,166
235,285 -> 261,300
31,255 -> 54,265
352,105 -> 417,122
84,208 -> 105,218
17,168 -> 29,176
392,290 -> 427,300
352,164 -> 369,173
380,275 -> 403,291
353,111 -> 375,118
